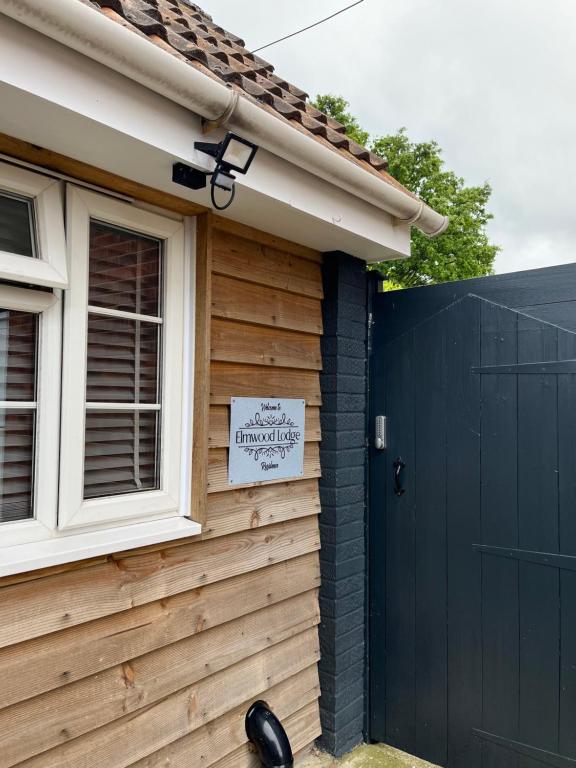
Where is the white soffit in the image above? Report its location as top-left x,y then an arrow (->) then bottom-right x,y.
0,15 -> 410,261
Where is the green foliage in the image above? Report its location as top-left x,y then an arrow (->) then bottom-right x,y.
311,94 -> 370,148
312,95 -> 500,288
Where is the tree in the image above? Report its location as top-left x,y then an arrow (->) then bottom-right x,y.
313,94 -> 370,148
311,95 -> 499,288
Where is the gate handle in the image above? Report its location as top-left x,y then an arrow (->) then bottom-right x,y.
393,458 -> 406,497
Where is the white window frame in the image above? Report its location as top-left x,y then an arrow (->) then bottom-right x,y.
0,285 -> 62,548
0,162 -> 68,288
0,169 -> 201,579
59,186 -> 187,530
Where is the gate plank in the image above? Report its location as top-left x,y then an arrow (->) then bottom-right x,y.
445,297 -> 482,768
473,359 -> 576,375
518,299 -> 576,334
479,300 -> 520,768
413,311 -> 448,766
374,264 -> 576,346
372,269 -> 576,768
557,328 -> 576,760
383,330 -> 416,752
517,314 -> 560,762
473,545 -> 576,571
475,730 -> 576,768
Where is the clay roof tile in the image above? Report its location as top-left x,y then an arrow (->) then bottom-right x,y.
94,0 -> 391,176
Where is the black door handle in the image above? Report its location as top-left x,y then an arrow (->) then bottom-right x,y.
393,458 -> 406,497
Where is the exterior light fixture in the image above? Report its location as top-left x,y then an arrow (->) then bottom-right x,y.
172,132 -> 258,211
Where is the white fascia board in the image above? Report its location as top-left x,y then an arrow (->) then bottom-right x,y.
0,16 -> 201,167
0,15 -> 410,261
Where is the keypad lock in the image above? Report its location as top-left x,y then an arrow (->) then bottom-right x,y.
374,415 -> 387,450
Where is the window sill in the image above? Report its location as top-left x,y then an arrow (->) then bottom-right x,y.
0,517 -> 202,579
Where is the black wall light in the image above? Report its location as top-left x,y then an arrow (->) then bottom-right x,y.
172,132 -> 258,211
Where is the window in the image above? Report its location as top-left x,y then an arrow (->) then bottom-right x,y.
61,187 -> 187,529
0,309 -> 37,523
0,163 -> 67,287
84,223 -> 163,500
0,164 -> 198,575
0,291 -> 61,545
0,193 -> 35,257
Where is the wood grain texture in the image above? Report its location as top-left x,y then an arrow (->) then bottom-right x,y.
213,216 -> 322,263
209,701 -> 321,768
191,213 -> 213,526
208,444 -> 321,492
204,479 -> 321,539
0,517 -> 320,649
0,553 -> 320,708
0,556 -> 109,589
14,630 -> 320,768
209,405 -> 321,447
210,362 -> 322,405
212,274 -> 323,335
0,200 -> 324,767
211,317 -> 322,370
212,229 -> 323,298
126,665 -> 321,768
0,595 -> 320,765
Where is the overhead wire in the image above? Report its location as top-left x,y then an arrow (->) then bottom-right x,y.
250,0 -> 365,54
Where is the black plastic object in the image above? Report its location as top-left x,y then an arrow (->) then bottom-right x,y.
245,701 -> 294,768
393,457 -> 406,497
172,162 -> 207,190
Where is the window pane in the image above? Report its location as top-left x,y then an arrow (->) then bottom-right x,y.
89,222 -> 161,316
0,310 -> 36,402
0,410 -> 35,522
0,193 -> 35,258
83,410 -> 160,499
0,310 -> 36,524
86,314 -> 159,403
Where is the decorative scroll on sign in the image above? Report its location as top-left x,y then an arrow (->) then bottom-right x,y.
228,397 -> 306,486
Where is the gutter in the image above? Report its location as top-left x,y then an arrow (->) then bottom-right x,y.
0,0 -> 449,237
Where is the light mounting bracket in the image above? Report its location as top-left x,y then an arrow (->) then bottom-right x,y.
172,132 -> 259,211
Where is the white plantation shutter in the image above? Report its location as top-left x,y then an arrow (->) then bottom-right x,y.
59,187 -> 186,531
83,222 -> 163,499
0,310 -> 37,523
86,314 -> 159,403
0,175 -> 197,564
84,410 -> 159,499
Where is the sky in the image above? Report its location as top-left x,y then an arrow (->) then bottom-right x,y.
202,0 -> 576,274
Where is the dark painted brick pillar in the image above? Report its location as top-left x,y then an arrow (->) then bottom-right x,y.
318,251 -> 368,756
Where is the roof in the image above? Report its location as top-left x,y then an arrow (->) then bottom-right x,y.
87,0 -> 415,194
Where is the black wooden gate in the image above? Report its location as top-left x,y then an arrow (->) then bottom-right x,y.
368,265 -> 576,768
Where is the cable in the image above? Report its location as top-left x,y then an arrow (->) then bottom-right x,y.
250,0 -> 365,55
210,178 -> 236,211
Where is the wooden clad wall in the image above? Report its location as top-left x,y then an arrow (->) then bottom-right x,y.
0,215 -> 323,767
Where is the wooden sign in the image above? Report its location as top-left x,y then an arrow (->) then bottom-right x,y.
228,397 -> 306,486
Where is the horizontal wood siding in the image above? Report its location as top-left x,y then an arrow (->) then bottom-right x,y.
0,218 -> 323,767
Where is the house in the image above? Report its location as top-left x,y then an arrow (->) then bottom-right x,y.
0,1 -> 447,765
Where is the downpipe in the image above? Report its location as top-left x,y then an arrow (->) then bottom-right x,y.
246,701 -> 294,768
